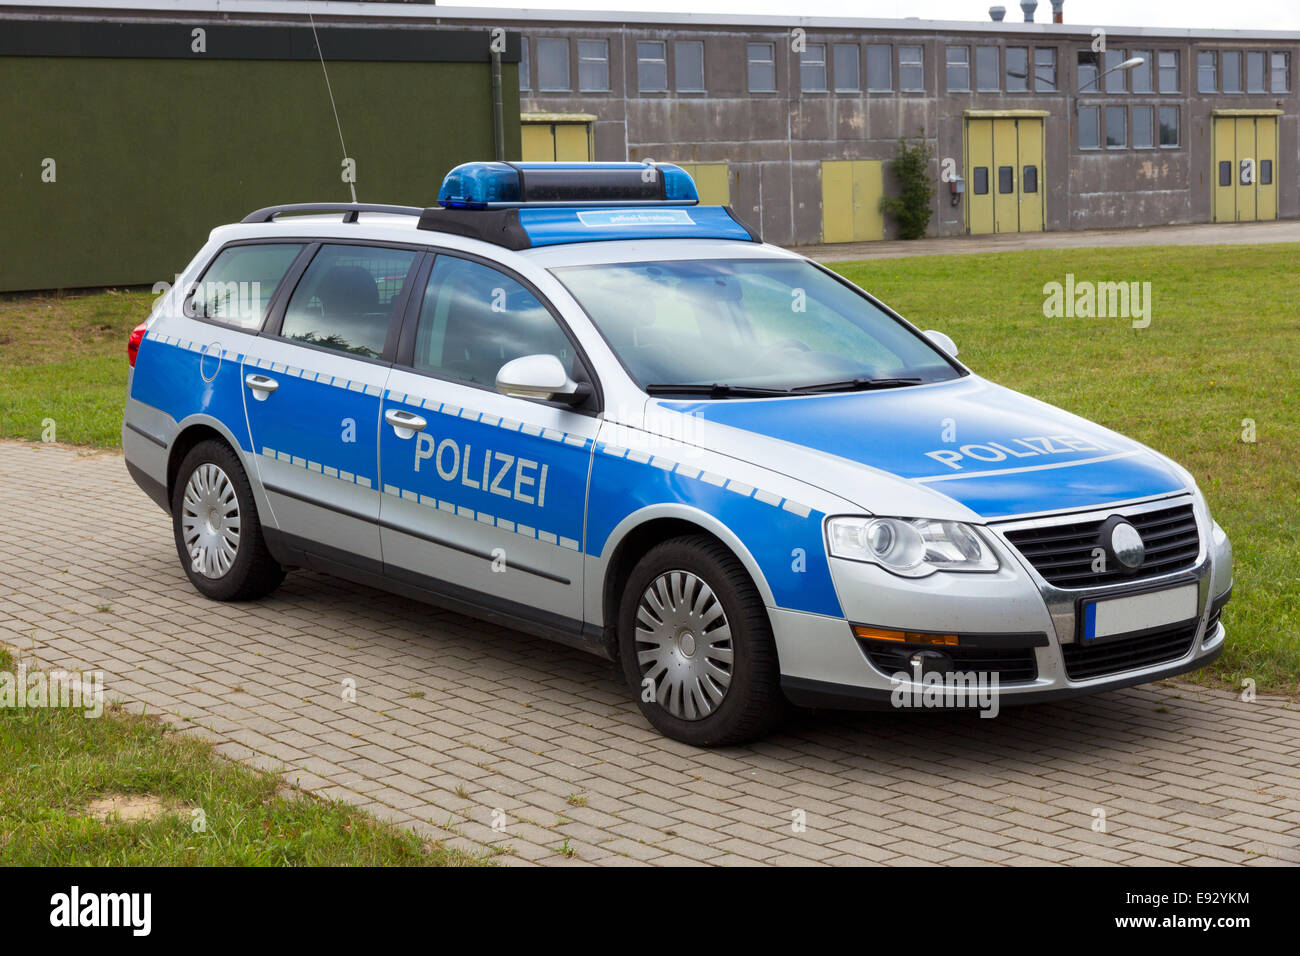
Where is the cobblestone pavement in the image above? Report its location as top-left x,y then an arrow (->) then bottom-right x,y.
2,441 -> 1297,866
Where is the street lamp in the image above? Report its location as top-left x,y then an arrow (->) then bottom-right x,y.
1066,56 -> 1143,224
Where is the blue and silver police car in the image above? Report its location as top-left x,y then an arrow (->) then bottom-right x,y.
123,161 -> 1232,745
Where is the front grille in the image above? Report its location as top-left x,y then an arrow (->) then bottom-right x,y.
862,643 -> 1039,683
1061,621 -> 1197,681
1004,503 -> 1199,589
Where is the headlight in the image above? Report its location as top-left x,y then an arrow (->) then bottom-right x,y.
826,516 -> 998,578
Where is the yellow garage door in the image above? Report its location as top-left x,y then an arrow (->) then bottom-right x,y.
820,160 -> 884,243
520,120 -> 593,162
1213,113 -> 1279,223
965,115 -> 1045,235
676,163 -> 731,205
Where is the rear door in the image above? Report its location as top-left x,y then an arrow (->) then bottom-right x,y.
378,251 -> 599,629
241,242 -> 423,566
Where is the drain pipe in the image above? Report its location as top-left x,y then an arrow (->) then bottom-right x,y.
491,45 -> 506,161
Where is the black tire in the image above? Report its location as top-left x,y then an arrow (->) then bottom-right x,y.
619,534 -> 785,746
171,439 -> 285,601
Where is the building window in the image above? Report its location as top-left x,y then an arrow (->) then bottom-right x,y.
637,41 -> 668,92
676,40 -> 705,92
1260,159 -> 1273,185
1246,51 -> 1266,92
867,44 -> 892,91
1006,46 -> 1029,92
976,46 -> 999,91
1271,51 -> 1290,92
1131,50 -> 1153,93
834,43 -> 861,92
1077,50 -> 1098,93
537,37 -> 570,91
1222,50 -> 1242,93
1106,106 -> 1126,148
1079,106 -> 1100,149
519,37 -> 531,91
1197,51 -> 1217,92
1158,50 -> 1179,92
578,39 -> 609,92
946,45 -> 970,91
1105,49 -> 1127,93
899,45 -> 924,91
801,43 -> 828,92
1159,106 -> 1180,147
1132,106 -> 1154,148
1034,47 -> 1057,91
748,42 -> 776,92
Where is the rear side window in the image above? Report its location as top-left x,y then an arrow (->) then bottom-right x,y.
188,243 -> 304,329
411,255 -> 573,387
280,244 -> 420,360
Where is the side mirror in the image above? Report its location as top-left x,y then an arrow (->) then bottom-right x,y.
923,329 -> 959,359
495,354 -> 590,405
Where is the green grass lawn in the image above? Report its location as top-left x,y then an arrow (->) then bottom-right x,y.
1,243 -> 1296,693
0,648 -> 486,865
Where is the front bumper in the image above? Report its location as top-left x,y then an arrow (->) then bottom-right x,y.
771,494 -> 1233,711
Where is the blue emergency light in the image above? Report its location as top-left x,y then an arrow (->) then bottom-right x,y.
438,161 -> 699,208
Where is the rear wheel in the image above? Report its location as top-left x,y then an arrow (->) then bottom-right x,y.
619,534 -> 784,746
172,440 -> 284,601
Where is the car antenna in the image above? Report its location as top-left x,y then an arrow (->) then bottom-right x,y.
307,11 -> 357,203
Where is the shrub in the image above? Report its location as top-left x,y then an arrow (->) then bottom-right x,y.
879,137 -> 936,240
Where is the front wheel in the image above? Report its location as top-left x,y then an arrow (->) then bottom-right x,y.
619,534 -> 785,746
171,439 -> 285,601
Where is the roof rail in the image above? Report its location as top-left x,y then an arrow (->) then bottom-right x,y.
240,203 -> 425,224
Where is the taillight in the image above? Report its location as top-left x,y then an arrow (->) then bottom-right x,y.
127,322 -> 147,367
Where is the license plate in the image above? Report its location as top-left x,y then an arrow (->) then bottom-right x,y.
1081,583 -> 1199,642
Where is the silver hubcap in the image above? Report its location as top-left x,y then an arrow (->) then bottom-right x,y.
635,570 -> 734,721
181,463 -> 240,579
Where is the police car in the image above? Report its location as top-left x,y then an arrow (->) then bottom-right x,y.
123,161 -> 1232,745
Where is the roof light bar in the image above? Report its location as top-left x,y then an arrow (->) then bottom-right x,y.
438,161 -> 699,209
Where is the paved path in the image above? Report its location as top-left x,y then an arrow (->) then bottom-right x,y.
1,440 -> 1297,866
801,218 -> 1300,261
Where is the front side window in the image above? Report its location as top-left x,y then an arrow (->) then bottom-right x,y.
1222,50 -> 1242,92
280,245 -> 419,359
190,243 -> 305,329
976,46 -> 999,91
537,37 -> 570,91
1078,106 -> 1100,150
1197,50 -> 1217,92
1034,47 -> 1057,91
637,41 -> 668,93
1006,46 -> 1028,92
801,43 -> 828,92
899,45 -> 924,91
748,42 -> 776,92
1159,50 -> 1179,92
676,40 -> 705,92
578,39 -> 609,92
554,258 -> 960,391
867,44 -> 892,91
413,256 -> 573,388
835,43 -> 861,92
946,45 -> 970,91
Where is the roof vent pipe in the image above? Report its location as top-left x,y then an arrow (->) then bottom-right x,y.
1020,0 -> 1038,21
989,6 -> 1006,21
1051,0 -> 1064,22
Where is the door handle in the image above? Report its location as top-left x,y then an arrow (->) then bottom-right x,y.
245,373 -> 278,402
385,408 -> 427,439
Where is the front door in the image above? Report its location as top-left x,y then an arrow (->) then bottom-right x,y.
241,242 -> 422,565
378,251 -> 599,628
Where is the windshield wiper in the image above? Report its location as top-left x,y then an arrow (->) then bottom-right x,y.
790,377 -> 923,394
645,383 -> 794,398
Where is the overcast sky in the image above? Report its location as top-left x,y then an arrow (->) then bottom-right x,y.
453,0 -> 1300,32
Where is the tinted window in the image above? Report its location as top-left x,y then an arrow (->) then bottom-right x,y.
280,245 -> 418,359
413,256 -> 573,388
190,243 -> 304,329
676,40 -> 705,92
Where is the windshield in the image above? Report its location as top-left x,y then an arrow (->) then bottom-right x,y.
551,258 -> 961,393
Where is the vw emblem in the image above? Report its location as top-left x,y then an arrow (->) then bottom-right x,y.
1104,519 -> 1146,570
